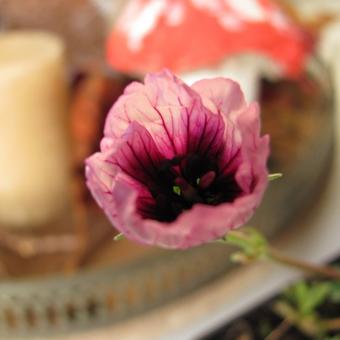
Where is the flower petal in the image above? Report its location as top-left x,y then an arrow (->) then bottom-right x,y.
103,69 -> 225,159
109,189 -> 265,249
192,77 -> 269,196
85,151 -> 118,221
191,77 -> 246,119
234,102 -> 270,196
111,121 -> 163,188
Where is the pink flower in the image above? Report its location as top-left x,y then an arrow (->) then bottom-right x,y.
85,70 -> 269,249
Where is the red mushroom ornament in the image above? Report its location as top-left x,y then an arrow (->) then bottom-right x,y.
107,0 -> 312,100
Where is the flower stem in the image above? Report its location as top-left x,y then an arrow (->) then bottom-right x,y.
268,247 -> 340,280
221,228 -> 340,280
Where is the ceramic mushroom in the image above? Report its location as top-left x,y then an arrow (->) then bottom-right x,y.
106,0 -> 312,101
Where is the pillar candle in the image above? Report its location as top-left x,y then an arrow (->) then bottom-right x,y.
0,31 -> 71,229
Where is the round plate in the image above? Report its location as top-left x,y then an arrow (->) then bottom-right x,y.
0,59 -> 334,337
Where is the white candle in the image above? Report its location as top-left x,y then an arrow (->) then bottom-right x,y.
0,31 -> 71,229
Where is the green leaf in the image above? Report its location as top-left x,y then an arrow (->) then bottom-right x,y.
292,282 -> 309,313
230,252 -> 250,264
225,233 -> 251,249
221,227 -> 269,260
113,233 -> 125,241
301,283 -> 331,314
328,282 -> 340,303
284,282 -> 331,315
274,299 -> 323,337
268,173 -> 283,181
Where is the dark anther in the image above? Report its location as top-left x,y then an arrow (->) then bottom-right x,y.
137,152 -> 242,222
198,171 -> 216,189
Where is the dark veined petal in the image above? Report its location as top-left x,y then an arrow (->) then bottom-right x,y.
110,122 -> 163,188
192,77 -> 269,195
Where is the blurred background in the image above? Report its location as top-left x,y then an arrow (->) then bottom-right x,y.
0,0 -> 340,339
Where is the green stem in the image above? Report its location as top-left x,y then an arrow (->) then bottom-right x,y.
220,229 -> 340,280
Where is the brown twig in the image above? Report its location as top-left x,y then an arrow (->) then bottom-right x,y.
265,319 -> 291,340
323,317 -> 340,332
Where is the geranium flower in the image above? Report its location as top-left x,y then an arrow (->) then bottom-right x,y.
85,70 -> 269,249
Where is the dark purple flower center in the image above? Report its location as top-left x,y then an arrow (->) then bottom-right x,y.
138,153 -> 242,222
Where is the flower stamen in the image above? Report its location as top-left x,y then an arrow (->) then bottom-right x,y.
175,177 -> 203,203
198,171 -> 216,189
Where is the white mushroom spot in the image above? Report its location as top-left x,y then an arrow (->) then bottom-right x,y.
219,14 -> 243,31
226,0 -> 266,22
167,2 -> 185,26
191,0 -> 290,32
191,0 -> 221,12
191,0 -> 244,30
118,0 -> 167,51
270,9 -> 290,31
